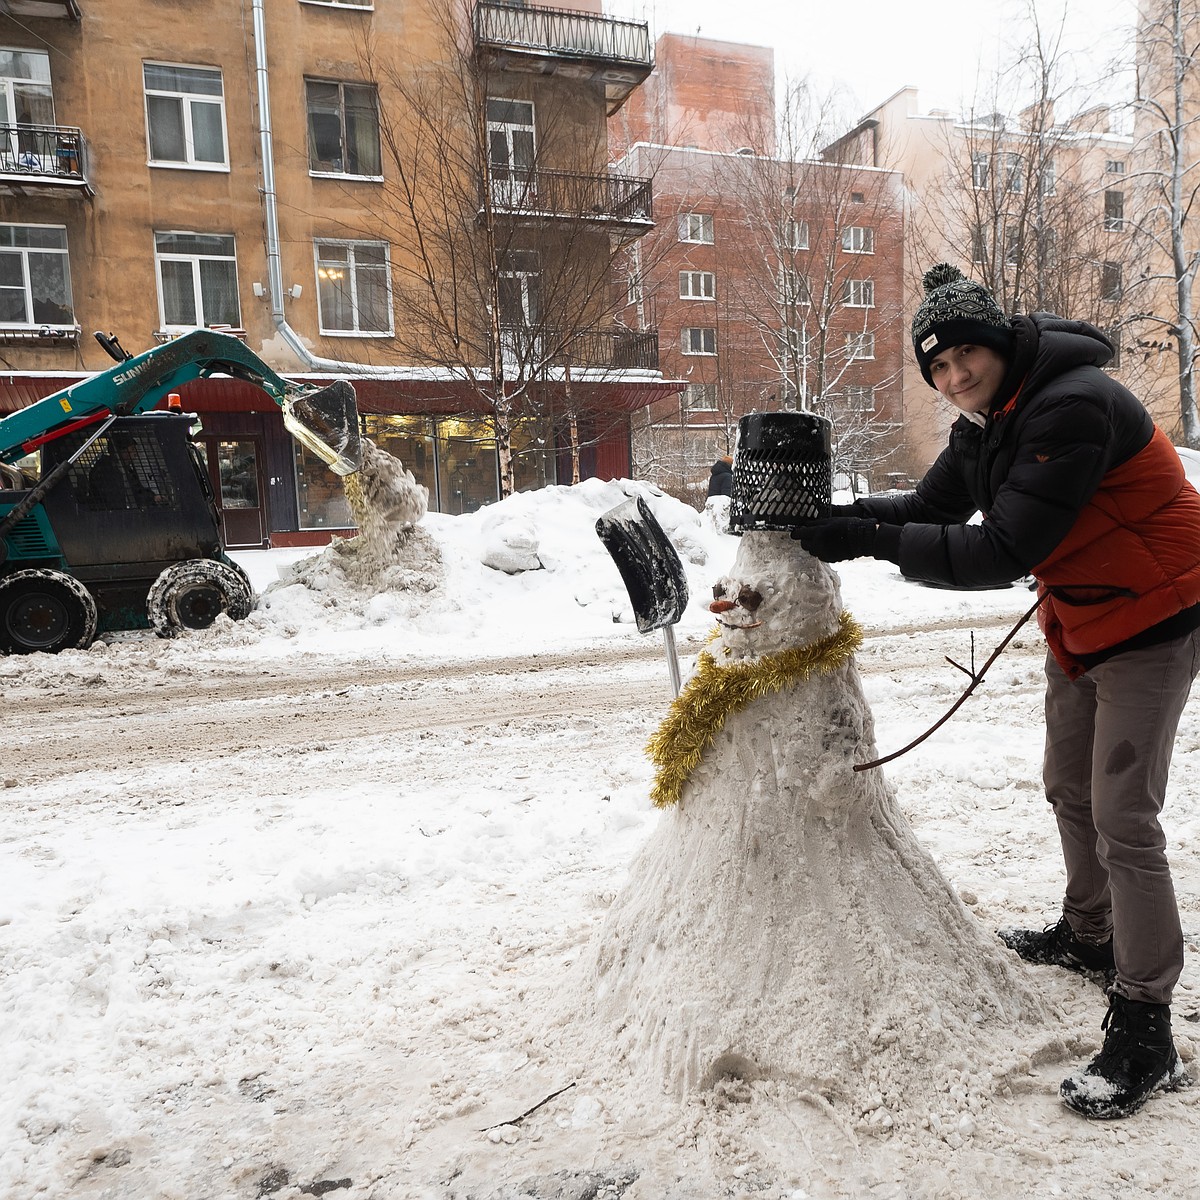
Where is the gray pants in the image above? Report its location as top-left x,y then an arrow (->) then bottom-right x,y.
1043,628 -> 1200,1005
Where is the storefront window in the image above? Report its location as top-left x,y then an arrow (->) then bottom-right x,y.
512,418 -> 556,492
294,441 -> 354,529
436,417 -> 498,514
363,414 -> 437,506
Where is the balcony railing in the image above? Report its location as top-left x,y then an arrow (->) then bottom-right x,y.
487,168 -> 652,230
0,124 -> 88,188
5,1 -> 81,16
498,325 -> 659,373
474,1 -> 652,112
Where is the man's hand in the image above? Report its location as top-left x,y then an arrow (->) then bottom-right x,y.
791,517 -> 879,562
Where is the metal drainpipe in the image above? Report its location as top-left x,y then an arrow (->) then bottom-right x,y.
251,0 -> 397,375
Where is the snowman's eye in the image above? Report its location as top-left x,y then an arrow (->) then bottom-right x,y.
737,586 -> 763,611
712,582 -> 727,601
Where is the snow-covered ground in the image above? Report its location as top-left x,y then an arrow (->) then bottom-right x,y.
4,478 -> 1200,1199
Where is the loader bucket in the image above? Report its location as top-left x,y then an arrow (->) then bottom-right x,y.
282,380 -> 362,476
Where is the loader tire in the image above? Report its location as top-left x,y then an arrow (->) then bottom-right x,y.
0,569 -> 98,655
147,559 -> 254,638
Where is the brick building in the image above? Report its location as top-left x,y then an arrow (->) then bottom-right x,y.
0,0 -> 677,545
828,87 -> 1143,468
611,33 -> 907,497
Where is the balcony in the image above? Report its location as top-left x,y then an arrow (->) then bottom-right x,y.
474,1 -> 653,115
486,168 -> 652,238
0,124 -> 89,196
0,1 -> 81,15
498,325 -> 659,373
0,323 -> 80,347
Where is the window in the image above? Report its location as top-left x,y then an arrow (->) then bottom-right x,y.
841,226 -> 874,254
487,97 -> 535,204
626,271 -> 642,308
0,223 -> 73,326
1106,160 -> 1126,175
1101,261 -> 1122,302
1005,152 -> 1023,193
1040,158 -> 1056,195
143,63 -> 227,168
498,249 -> 540,328
678,213 -> 714,244
499,252 -> 542,360
1004,224 -> 1021,266
679,270 -> 715,299
1105,328 -> 1122,369
681,327 -> 716,355
306,79 -> 381,176
851,191 -> 865,203
302,0 -> 372,7
842,384 -> 875,413
1105,190 -> 1125,232
315,239 -> 392,334
971,223 -> 988,264
843,279 -> 874,307
0,49 -> 52,124
154,232 -> 239,330
783,217 -> 808,250
683,382 -> 718,414
971,152 -> 989,190
778,268 -> 809,306
845,331 -> 875,360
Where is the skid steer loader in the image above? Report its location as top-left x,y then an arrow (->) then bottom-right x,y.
0,329 -> 361,654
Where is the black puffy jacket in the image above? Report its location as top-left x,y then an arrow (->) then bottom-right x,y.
860,314 -> 1152,588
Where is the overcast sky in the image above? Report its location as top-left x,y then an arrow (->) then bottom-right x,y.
607,0 -> 1137,121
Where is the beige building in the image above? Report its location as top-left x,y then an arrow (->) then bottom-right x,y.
828,87 -> 1151,468
0,0 -> 675,544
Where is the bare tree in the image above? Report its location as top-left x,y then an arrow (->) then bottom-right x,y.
717,79 -> 908,491
1128,0 -> 1200,445
327,2 -> 659,496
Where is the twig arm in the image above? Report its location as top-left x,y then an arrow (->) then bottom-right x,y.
854,594 -> 1044,772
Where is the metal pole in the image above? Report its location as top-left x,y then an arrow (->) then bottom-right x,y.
662,624 -> 681,697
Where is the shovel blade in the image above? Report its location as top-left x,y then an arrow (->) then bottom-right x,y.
283,380 -> 362,476
596,495 -> 689,634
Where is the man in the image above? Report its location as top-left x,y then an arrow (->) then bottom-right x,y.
794,263 -> 1200,1120
706,455 -> 734,499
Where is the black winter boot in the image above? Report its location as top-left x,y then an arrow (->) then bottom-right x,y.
1060,992 -> 1188,1119
998,916 -> 1115,977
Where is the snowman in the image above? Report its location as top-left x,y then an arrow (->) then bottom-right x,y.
571,525 -> 1058,1121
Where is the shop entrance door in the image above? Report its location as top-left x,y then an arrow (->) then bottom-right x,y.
201,437 -> 266,547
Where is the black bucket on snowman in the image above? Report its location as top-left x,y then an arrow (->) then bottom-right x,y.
728,412 -> 833,534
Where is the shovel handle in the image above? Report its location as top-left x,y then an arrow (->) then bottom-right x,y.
662,623 -> 681,697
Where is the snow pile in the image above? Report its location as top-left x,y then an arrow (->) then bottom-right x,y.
245,477 -> 727,644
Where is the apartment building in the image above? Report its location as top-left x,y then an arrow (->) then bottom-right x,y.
612,34 -> 907,496
828,87 -> 1144,467
0,0 -> 675,545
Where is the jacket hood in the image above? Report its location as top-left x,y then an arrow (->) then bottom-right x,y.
1008,313 -> 1114,399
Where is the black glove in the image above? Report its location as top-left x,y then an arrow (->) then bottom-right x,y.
791,517 -> 879,562
825,503 -> 864,520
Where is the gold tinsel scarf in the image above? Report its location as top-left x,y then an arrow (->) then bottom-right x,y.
646,611 -> 863,809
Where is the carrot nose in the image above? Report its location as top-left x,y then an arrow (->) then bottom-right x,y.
709,599 -> 736,613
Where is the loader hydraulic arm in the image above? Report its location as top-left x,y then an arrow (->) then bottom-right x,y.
0,329 -> 361,475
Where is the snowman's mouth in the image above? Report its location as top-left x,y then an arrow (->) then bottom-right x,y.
716,617 -> 763,630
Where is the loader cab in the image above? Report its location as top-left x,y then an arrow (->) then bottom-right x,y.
0,410 -> 248,649
37,414 -> 223,625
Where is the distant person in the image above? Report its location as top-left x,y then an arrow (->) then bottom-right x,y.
794,263 -> 1200,1120
706,455 -> 733,499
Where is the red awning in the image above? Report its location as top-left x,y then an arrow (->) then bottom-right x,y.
0,372 -> 684,418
